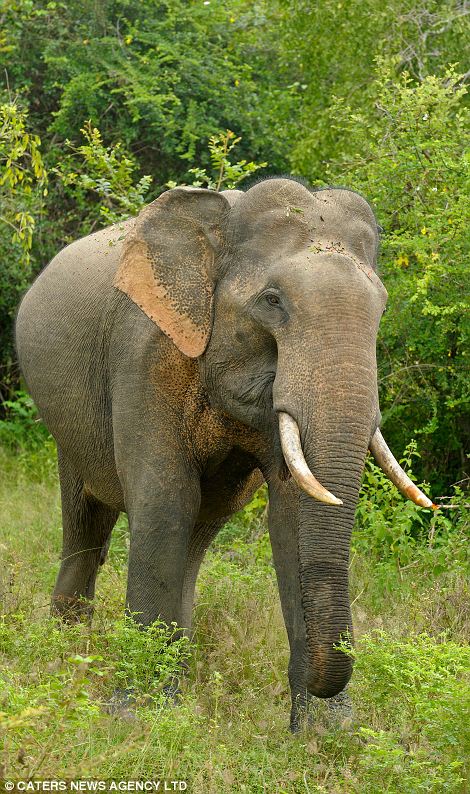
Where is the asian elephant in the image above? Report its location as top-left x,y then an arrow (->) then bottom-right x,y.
15,178 -> 433,730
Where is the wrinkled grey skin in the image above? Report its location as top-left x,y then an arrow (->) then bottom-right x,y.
16,178 -> 387,730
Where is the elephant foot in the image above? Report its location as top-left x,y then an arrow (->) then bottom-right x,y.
161,681 -> 182,706
51,594 -> 94,624
105,681 -> 181,719
105,687 -> 138,720
290,713 -> 303,734
289,691 -> 316,733
290,688 -> 354,733
326,688 -> 354,728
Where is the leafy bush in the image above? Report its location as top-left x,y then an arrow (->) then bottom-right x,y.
285,0 -> 469,180
0,391 -> 56,479
0,101 -> 47,263
0,611 -> 191,778
1,0 -> 284,180
0,390 -> 50,450
54,122 -> 153,233
104,616 -> 192,699
0,100 -> 47,398
354,445 -> 468,575
175,129 -> 267,191
345,631 -> 470,793
321,62 -> 469,489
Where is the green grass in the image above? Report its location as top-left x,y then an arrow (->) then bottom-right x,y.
0,444 -> 469,792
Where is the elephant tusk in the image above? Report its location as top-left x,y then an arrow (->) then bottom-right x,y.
369,428 -> 435,508
278,412 -> 343,506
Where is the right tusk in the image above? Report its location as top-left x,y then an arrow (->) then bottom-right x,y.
278,412 -> 343,506
369,428 -> 435,508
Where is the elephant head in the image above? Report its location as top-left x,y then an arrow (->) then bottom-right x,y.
115,178 -> 433,704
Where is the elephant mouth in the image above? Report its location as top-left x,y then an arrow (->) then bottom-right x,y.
278,411 -> 435,509
278,460 -> 292,482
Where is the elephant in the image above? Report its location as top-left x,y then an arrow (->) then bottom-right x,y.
15,178 -> 433,730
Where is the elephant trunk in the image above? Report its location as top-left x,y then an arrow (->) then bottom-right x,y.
297,442 -> 364,697
275,370 -> 373,698
298,424 -> 368,696
279,421 -> 434,697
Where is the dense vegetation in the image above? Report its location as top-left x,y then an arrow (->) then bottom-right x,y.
1,0 -> 469,488
0,440 -> 468,791
0,2 -> 469,790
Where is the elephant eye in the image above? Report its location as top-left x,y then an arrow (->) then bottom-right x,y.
252,289 -> 288,327
265,293 -> 281,307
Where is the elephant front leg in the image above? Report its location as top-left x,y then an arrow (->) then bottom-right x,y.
125,475 -> 201,631
111,476 -> 201,712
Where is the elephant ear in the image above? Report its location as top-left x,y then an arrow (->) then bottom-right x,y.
114,187 -> 230,357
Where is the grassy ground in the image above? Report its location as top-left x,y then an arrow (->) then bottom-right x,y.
0,444 -> 469,792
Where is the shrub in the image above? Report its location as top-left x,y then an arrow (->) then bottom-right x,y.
354,444 -> 468,576
53,122 -> 153,236
0,391 -> 56,479
343,631 -> 470,793
0,100 -> 47,399
103,616 -> 192,699
322,62 -> 469,489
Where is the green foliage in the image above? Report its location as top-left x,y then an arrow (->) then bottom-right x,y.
215,484 -> 268,546
1,0 -> 469,486
105,616 -> 191,698
55,122 -> 153,231
1,0 -> 283,178
0,390 -> 49,450
354,445 -> 468,575
0,391 -> 56,480
0,612 -> 190,778
177,129 -> 267,191
353,631 -> 469,738
338,632 -> 469,792
0,100 -> 47,396
320,62 -> 469,488
284,0 -> 469,181
0,100 -> 47,262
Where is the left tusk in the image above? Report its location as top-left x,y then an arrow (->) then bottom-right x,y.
278,412 -> 343,505
369,428 -> 435,508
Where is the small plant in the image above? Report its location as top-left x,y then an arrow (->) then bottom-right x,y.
354,442 -> 427,568
0,391 -> 56,479
168,130 -> 267,191
54,122 -> 153,228
353,441 -> 468,579
0,100 -> 47,267
0,391 -> 49,451
104,615 -> 192,699
336,631 -> 470,792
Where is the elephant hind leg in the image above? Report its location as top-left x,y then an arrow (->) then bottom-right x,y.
52,449 -> 119,622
